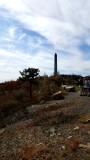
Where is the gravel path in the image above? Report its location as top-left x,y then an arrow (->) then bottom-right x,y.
42,91 -> 90,115
63,92 -> 90,115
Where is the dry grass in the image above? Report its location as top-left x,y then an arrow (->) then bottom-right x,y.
78,113 -> 90,123
66,136 -> 82,151
61,136 -> 83,157
21,145 -> 50,159
8,144 -> 51,160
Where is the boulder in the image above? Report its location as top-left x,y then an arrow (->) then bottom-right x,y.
61,85 -> 68,89
61,85 -> 76,92
50,91 -> 64,100
39,100 -> 47,104
65,86 -> 76,92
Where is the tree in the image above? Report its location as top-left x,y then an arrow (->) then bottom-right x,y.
19,68 -> 40,98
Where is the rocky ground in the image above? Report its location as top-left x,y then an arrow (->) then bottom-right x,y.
0,92 -> 90,160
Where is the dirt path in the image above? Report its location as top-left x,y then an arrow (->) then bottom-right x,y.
40,91 -> 90,115
59,91 -> 90,115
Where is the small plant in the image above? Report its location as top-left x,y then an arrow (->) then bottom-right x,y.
15,89 -> 24,101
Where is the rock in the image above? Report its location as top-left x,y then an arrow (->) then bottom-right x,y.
61,85 -> 68,89
57,133 -> 61,136
61,85 -> 76,92
74,126 -> 79,130
67,136 -> 72,139
50,128 -> 55,135
84,119 -> 90,123
61,146 -> 66,149
39,100 -> 46,104
65,86 -> 76,92
49,127 -> 56,137
50,91 -> 64,100
79,143 -> 90,149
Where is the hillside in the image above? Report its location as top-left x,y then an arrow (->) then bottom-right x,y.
0,92 -> 90,160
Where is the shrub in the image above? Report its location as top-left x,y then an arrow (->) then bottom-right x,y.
14,89 -> 24,101
37,77 -> 60,101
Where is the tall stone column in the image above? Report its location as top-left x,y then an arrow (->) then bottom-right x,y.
54,53 -> 57,76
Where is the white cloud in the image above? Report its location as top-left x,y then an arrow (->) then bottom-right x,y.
0,0 -> 90,81
0,0 -> 27,12
18,33 -> 26,40
8,26 -> 17,39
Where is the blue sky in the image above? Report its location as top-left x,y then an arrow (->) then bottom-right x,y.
0,0 -> 90,82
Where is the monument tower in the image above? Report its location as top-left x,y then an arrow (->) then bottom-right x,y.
54,53 -> 57,76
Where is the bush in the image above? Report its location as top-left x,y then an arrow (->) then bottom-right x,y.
14,89 -> 24,101
37,77 -> 60,101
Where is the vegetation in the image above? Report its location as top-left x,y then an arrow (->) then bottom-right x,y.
0,71 -> 89,120
0,71 -> 90,159
18,68 -> 40,98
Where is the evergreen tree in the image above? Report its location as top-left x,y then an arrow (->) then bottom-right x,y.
19,68 -> 39,98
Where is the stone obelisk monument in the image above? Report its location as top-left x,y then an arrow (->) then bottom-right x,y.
54,53 -> 57,76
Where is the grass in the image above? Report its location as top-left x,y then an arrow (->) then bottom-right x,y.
74,85 -> 80,91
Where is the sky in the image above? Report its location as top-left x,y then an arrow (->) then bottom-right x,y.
0,0 -> 90,82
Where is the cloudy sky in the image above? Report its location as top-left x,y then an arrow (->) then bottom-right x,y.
0,0 -> 90,82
